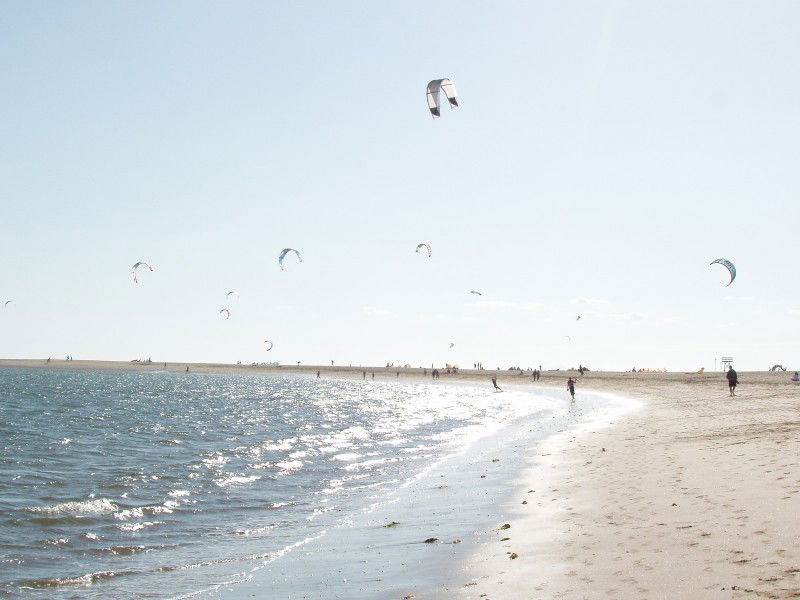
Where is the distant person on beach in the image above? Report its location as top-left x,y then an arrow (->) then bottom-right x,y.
371,372 -> 375,379
793,372 -> 800,382
726,366 -> 738,396
567,377 -> 576,400
492,376 -> 502,392
185,366 -> 189,372
317,370 -> 320,378
362,371 -> 366,379
396,371 -> 399,378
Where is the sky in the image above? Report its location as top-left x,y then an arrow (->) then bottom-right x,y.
0,1 -> 798,371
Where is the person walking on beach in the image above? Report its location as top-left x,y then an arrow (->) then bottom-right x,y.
362,371 -> 366,379
726,366 -> 738,396
567,377 -> 576,400
316,370 -> 320,378
492,376 -> 502,392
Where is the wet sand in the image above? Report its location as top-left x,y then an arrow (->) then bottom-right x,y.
4,359 -> 799,598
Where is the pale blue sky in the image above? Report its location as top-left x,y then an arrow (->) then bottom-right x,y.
1,1 -> 798,370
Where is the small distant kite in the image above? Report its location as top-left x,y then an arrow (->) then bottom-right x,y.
415,243 -> 432,258
426,79 -> 459,119
710,258 -> 736,286
4,300 -> 11,308
563,336 -> 572,342
264,340 -> 273,351
576,315 -> 581,321
449,342 -> 455,348
469,290 -> 482,296
131,261 -> 154,284
279,248 -> 302,271
226,291 -> 239,301
219,308 -> 230,320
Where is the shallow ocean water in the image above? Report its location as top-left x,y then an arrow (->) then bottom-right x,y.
0,368 -> 611,598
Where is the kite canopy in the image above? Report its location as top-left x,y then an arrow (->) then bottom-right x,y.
449,342 -> 455,348
279,248 -> 302,270
710,258 -> 736,286
226,291 -> 239,301
219,308 -> 230,320
3,300 -> 11,308
264,340 -> 273,351
426,78 -> 459,118
576,315 -> 581,321
469,290 -> 482,296
415,243 -> 432,258
563,335 -> 572,341
131,261 -> 154,284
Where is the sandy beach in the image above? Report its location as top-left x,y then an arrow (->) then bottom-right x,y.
456,371 -> 800,599
3,360 -> 799,598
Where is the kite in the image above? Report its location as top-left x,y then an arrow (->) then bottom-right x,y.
469,290 -> 482,296
264,340 -> 273,351
449,342 -> 455,348
131,261 -> 154,284
3,300 -> 11,308
279,248 -> 302,270
226,291 -> 239,301
710,258 -> 736,286
415,243 -> 432,258
219,308 -> 230,320
426,79 -> 459,118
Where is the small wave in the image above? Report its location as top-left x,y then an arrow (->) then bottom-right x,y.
88,545 -> 147,555
42,538 -> 69,546
117,521 -> 162,532
275,459 -> 303,472
26,498 -> 117,516
13,569 -> 139,589
168,490 -> 191,498
214,475 -> 261,487
331,452 -> 362,461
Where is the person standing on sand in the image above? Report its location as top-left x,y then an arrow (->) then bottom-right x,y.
726,366 -> 738,396
362,371 -> 366,379
316,370 -> 320,378
371,372 -> 375,379
492,376 -> 502,392
567,377 -> 576,400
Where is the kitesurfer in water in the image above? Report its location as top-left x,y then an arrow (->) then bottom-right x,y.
492,376 -> 502,392
567,377 -> 576,400
726,366 -> 738,396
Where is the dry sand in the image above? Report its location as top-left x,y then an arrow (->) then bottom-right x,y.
3,360 -> 799,598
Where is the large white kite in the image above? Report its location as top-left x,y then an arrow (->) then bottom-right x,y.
426,79 -> 459,119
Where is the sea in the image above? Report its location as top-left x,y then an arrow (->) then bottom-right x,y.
0,368 -> 628,599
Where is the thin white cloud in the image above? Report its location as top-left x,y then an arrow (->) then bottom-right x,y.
363,306 -> 390,316
466,300 -> 545,311
570,297 -> 609,305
